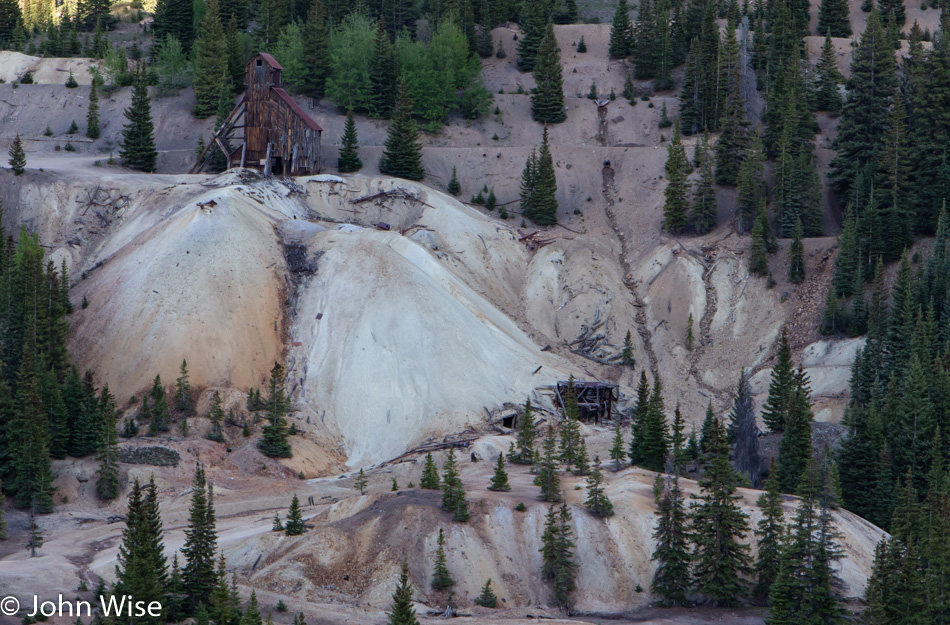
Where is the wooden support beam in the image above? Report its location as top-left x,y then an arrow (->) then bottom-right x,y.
240,143 -> 247,168
264,142 -> 272,177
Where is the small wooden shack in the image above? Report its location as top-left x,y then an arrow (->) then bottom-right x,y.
191,53 -> 322,175
554,380 -> 618,424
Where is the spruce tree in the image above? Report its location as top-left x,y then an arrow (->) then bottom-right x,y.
116,478 -> 168,625
609,0 -> 635,58
535,425 -> 563,502
609,420 -> 626,471
736,133 -> 765,233
788,218 -> 805,283
182,463 -> 219,610
8,134 -> 25,175
640,377 -> 670,472
584,458 -> 614,517
488,453 -> 511,491
301,0 -> 330,99
545,503 -> 578,607
431,528 -> 455,590
750,211 -> 769,275
338,110 -> 362,173
817,0 -> 850,37
13,343 -> 54,513
512,399 -> 537,463
728,370 -> 761,487
354,468 -> 368,494
86,81 -> 101,140
762,328 -> 795,432
387,559 -> 420,625
441,448 -> 469,521
620,330 -> 635,367
192,0 -> 228,119
420,453 -> 440,489
447,166 -> 461,195
776,369 -> 814,493
379,82 -> 424,181
531,23 -> 566,124
519,149 -> 538,220
629,370 -> 651,464
26,501 -> 43,556
259,362 -> 292,458
692,134 -> 717,234
516,0 -> 548,71
651,475 -> 691,606
175,359 -> 193,414
95,386 -> 119,500
689,415 -> 752,605
663,119 -> 690,234
754,463 -> 784,597
284,494 -> 304,535
369,18 -> 396,118
119,68 -> 157,172
531,127 -> 559,225
558,377 -> 582,471
474,579 -> 498,607
813,34 -> 843,112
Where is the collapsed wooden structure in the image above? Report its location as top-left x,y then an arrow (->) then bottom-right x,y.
190,53 -> 322,176
554,380 -> 618,424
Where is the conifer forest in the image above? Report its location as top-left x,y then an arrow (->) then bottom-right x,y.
2,0 -> 950,621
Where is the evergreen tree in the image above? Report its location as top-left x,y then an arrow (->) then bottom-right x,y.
689,415 -> 752,605
338,110 -> 362,173
379,82 -> 424,181
447,166 -> 461,195
762,328 -> 795,432
584,457 -> 613,517
153,0 -> 194,51
182,463 -> 218,610
663,119 -> 690,233
26,501 -> 43,556
813,34 -> 843,112
206,391 -> 225,442
431,528 -> 455,590
777,369 -> 814,493
474,578 -> 498,607
115,478 -> 167,625
651,475 -> 691,606
175,359 -> 193,414
354,468 -> 368,494
8,134 -> 25,175
488,453 -> 511,491
609,420 -> 626,471
420,452 -> 440,489
609,0 -> 635,58
387,559 -> 420,625
540,502 -> 577,607
272,513 -> 284,531
621,330 -> 635,367
259,362 -> 291,458
519,149 -> 539,220
692,134 -> 717,234
12,343 -> 54,513
119,68 -> 157,172
192,0 -> 228,119
789,218 -> 805,283
728,370 -> 761,487
531,23 -> 566,124
441,448 -> 469,521
634,0 -> 655,78
629,370 -> 651,464
512,399 -> 537,463
530,127 -> 559,225
640,377 -> 670,472
817,0 -> 850,37
86,82 -> 100,139
558,377 -> 582,471
754,463 -> 784,597
301,0 -> 330,99
736,133 -> 766,233
369,18 -> 396,118
535,425 -> 563,502
838,406 -> 891,528
284,494 -> 304,535
95,386 -> 119,500
516,0 -> 548,71
750,208 -> 770,275
651,0 -> 674,90
0,0 -> 22,48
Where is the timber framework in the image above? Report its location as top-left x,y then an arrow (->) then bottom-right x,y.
191,52 -> 322,176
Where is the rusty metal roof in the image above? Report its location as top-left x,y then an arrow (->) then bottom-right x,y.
271,87 -> 323,132
254,52 -> 283,70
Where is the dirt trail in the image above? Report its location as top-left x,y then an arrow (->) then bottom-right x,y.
601,165 -> 659,376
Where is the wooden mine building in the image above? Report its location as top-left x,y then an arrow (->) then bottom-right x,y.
191,53 -> 322,176
554,380 -> 618,424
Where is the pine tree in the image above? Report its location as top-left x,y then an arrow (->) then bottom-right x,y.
13,343 -> 54,513
182,463 -> 218,610
192,0 -> 228,119
788,218 -> 805,283
558,377 -> 582,471
728,370 -> 761,487
206,391 -> 225,442
640,377 -> 670,472
147,375 -> 170,433
488,453 -> 511,491
259,362 -> 292,458
531,23 -> 566,124
474,578 -> 498,607
284,494 -> 304,535
86,82 -> 100,139
609,421 -> 626,471
692,134 -> 717,233
535,425 -> 563,502
585,458 -> 614,517
513,399 -> 537,463
8,134 -> 25,175
516,0 -> 548,71
95,386 -> 119,500
272,513 -> 284,531
762,328 -> 795,432
354,468 -> 368,494
620,330 -> 635,366
369,18 -> 396,118
420,453 -> 440,489
379,82 -> 424,181
115,478 -> 167,625
609,0 -> 634,58
663,119 -> 690,234
629,370 -> 651,464
119,68 -> 157,172
431,528 -> 455,590
541,503 -> 577,607
387,559 -> 420,625
813,34 -> 843,113
651,475 -> 691,606
441,448 -> 470,521
519,149 -> 539,220
754,463 -> 784,597
776,369 -> 814,493
817,0 -> 850,37
338,110 -> 362,173
174,359 -> 193,414
529,127 -> 559,225
26,501 -> 43,556
241,590 -> 262,625
690,415 -> 752,605
447,166 -> 461,195
301,0 -> 330,99
736,133 -> 766,234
